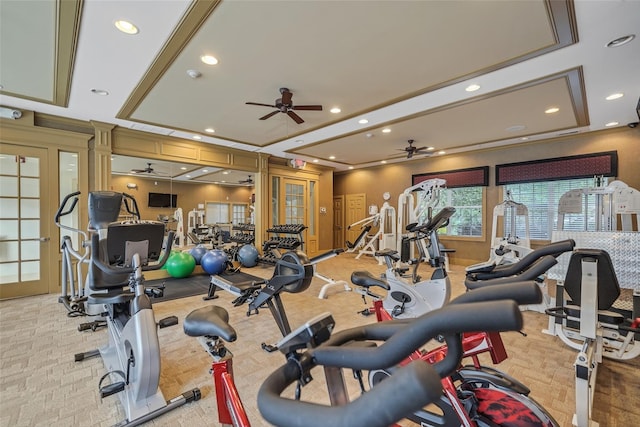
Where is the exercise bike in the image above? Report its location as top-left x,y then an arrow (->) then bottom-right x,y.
74,191 -> 200,426
355,206 -> 455,320
258,283 -> 544,427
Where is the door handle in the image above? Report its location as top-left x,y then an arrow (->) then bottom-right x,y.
39,237 -> 50,242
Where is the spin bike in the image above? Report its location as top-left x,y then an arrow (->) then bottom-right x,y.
74,192 -> 200,426
258,284 -> 542,427
364,282 -> 559,427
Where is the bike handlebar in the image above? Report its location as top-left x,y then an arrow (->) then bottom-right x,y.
55,191 -> 81,223
258,354 -> 442,427
259,299 -> 523,427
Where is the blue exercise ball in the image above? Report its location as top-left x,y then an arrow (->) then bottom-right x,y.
189,245 -> 208,265
201,249 -> 228,275
237,244 -> 259,267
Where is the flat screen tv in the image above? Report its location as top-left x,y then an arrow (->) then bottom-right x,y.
148,192 -> 177,208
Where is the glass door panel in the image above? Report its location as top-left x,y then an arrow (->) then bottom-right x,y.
0,146 -> 50,298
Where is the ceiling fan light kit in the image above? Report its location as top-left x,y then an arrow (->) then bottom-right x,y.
246,87 -> 322,124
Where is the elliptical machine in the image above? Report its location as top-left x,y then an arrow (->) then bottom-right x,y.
74,191 -> 200,426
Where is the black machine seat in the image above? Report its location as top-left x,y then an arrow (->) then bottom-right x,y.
564,249 -> 621,310
87,290 -> 135,306
351,271 -> 390,290
374,248 -> 401,262
89,220 -> 167,293
184,306 -> 237,342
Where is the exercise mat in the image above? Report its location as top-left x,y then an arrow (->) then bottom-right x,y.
147,274 -> 211,303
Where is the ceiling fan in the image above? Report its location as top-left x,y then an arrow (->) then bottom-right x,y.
397,139 -> 432,159
130,162 -> 165,175
246,87 -> 322,124
238,175 -> 254,184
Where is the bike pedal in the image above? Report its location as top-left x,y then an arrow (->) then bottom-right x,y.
100,381 -> 125,398
158,315 -> 178,328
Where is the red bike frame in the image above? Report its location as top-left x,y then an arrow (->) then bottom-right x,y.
211,353 -> 251,427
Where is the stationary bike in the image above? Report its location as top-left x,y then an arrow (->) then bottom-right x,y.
74,191 -> 200,426
356,206 -> 455,319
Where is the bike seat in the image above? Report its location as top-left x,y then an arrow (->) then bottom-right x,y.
184,305 -> 237,342
351,271 -> 390,290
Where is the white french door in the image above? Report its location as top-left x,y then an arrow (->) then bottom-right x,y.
0,145 -> 51,299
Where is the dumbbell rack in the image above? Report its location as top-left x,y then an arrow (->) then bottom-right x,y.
259,224 -> 307,264
230,223 -> 255,245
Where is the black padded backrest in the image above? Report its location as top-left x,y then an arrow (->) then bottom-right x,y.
564,249 -> 620,310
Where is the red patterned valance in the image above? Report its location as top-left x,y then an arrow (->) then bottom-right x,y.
496,151 -> 617,185
412,166 -> 489,188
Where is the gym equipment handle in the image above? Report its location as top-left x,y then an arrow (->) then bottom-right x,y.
312,300 -> 521,372
55,191 -> 81,222
258,355 -> 441,427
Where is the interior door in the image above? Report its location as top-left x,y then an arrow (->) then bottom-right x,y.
333,195 -> 344,248
0,145 -> 51,299
345,193 -> 366,245
281,178 -> 310,252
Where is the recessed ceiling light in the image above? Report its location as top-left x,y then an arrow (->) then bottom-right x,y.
180,167 -> 187,170
606,34 -> 635,48
382,128 -> 391,133
545,107 -> 560,114
313,159 -> 319,163
114,20 -> 138,35
438,150 -> 446,155
381,160 -> 387,164
295,139 -> 304,144
329,155 -> 336,160
427,147 -> 435,151
521,137 -> 529,141
185,175 -> 191,178
202,169 -> 209,173
348,166 -> 354,170
330,107 -> 341,114
193,135 -> 202,140
91,88 -> 109,96
205,128 -> 215,133
605,93 -> 624,101
200,55 -> 218,65
222,171 -> 230,175
358,119 -> 369,124
221,180 -> 226,183
465,84 -> 481,92
605,121 -> 619,127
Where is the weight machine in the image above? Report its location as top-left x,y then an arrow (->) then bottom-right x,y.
346,193 -> 396,265
396,179 -> 446,263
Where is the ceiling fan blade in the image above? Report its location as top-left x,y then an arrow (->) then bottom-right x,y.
246,102 -> 276,108
259,110 -> 280,120
292,105 -> 323,111
287,111 -> 304,124
281,90 -> 293,105
131,169 -> 146,173
415,146 -> 429,151
407,152 -> 414,159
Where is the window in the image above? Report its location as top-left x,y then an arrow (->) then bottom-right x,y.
205,202 -> 229,224
430,187 -> 484,237
231,204 -> 247,224
503,177 -> 608,240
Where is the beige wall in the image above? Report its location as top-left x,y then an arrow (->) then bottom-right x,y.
110,175 -> 253,222
334,127 -> 640,266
